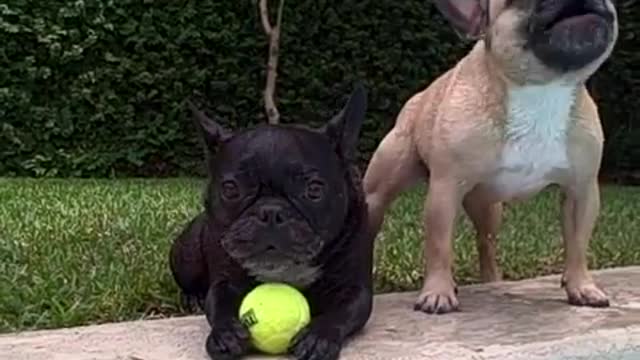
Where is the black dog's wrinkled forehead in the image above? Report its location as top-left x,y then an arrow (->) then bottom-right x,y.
216,125 -> 343,178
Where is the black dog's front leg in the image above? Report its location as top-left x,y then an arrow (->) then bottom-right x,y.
290,214 -> 375,360
203,280 -> 254,360
290,283 -> 373,360
170,213 -> 210,312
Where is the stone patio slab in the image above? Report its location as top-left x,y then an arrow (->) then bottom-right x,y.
1,267 -> 640,360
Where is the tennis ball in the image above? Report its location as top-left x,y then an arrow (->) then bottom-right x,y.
238,283 -> 311,355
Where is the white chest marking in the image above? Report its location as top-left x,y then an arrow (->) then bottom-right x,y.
488,83 -> 575,201
245,260 -> 321,288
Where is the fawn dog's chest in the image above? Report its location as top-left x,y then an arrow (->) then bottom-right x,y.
484,84 -> 576,201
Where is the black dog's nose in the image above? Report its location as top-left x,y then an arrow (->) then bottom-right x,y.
257,205 -> 285,226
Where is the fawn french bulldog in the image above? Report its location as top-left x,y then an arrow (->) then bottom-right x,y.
363,0 -> 618,314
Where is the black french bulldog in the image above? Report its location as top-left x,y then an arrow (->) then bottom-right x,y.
169,84 -> 373,360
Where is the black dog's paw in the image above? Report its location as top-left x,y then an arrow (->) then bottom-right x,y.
180,293 -> 205,313
205,319 -> 250,360
290,326 -> 342,360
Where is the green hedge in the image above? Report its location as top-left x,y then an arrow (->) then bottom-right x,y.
1,1 -> 638,178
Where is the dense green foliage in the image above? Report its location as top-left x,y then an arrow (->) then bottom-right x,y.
1,1 -> 638,177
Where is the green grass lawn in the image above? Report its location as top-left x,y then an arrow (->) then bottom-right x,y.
1,178 -> 639,333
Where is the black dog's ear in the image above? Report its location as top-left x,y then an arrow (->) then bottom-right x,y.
186,100 -> 232,152
321,83 -> 367,161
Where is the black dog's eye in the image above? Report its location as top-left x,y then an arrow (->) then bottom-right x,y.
220,180 -> 240,200
305,179 -> 325,201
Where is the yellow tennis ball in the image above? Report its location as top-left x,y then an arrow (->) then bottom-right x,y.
238,283 -> 311,355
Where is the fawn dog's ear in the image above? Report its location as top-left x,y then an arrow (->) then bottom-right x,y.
432,0 -> 490,40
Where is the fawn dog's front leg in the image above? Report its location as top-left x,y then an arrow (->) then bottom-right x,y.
414,176 -> 463,314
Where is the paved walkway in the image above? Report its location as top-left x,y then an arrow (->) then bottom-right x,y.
2,267 -> 640,360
